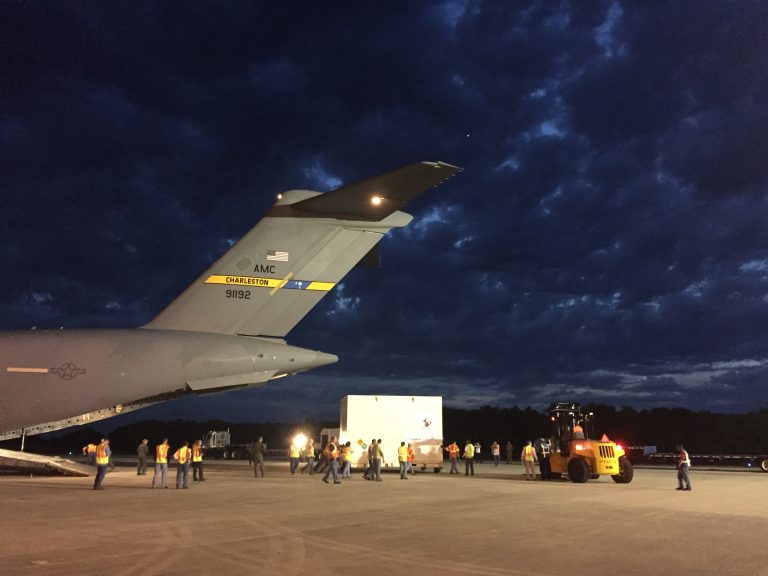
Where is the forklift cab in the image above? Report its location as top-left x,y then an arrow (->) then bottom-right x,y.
549,402 -> 594,457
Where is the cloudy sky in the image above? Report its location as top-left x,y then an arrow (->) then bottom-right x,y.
2,1 -> 768,422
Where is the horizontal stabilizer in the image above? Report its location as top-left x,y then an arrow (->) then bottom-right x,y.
356,245 -> 381,269
290,161 -> 461,221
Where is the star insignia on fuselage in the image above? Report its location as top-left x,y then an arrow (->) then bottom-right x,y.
50,362 -> 86,380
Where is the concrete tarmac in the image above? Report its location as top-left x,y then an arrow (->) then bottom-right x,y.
1,461 -> 767,576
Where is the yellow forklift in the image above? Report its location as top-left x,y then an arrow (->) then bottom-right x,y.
547,402 -> 633,483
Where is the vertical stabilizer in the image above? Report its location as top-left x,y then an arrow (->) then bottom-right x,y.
144,161 -> 460,337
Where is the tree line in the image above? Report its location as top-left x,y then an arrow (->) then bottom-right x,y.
443,404 -> 768,455
3,404 -> 768,456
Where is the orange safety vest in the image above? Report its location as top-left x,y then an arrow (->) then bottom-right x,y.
327,443 -> 339,459
156,444 -> 169,464
95,442 -> 109,465
448,444 -> 459,458
85,443 -> 97,454
192,445 -> 203,462
407,446 -> 415,462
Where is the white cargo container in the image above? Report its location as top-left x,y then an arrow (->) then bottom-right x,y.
338,395 -> 444,472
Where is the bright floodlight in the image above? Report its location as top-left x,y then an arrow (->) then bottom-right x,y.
293,433 -> 307,447
370,195 -> 382,206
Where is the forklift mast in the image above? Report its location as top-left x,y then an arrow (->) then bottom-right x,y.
549,402 -> 595,456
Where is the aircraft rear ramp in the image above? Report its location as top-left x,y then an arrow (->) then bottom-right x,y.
0,448 -> 91,476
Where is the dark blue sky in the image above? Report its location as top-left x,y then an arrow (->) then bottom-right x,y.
2,1 -> 768,423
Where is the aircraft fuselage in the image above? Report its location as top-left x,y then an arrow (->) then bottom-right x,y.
0,329 -> 336,432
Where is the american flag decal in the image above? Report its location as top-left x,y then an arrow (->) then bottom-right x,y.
266,250 -> 289,262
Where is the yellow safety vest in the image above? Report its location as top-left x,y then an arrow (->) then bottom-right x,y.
523,445 -> 535,462
156,444 -> 169,464
289,444 -> 301,458
465,444 -> 475,458
192,445 -> 203,462
95,443 -> 109,465
398,445 -> 408,462
175,446 -> 191,464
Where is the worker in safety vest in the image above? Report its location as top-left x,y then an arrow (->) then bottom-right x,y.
534,438 -> 552,480
521,440 -> 537,480
463,440 -> 475,477
444,441 -> 460,474
491,441 -> 501,466
192,439 -> 205,482
322,436 -> 341,484
174,441 -> 192,489
341,442 -> 353,478
300,438 -> 315,475
573,425 -> 585,440
83,443 -> 97,466
289,440 -> 302,474
406,443 -> 415,475
152,438 -> 170,489
92,438 -> 111,490
676,444 -> 692,491
398,441 -> 409,479
474,442 -> 483,464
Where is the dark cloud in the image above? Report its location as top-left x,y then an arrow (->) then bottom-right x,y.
2,1 -> 768,421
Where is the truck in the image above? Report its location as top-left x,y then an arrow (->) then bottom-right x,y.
201,429 -> 252,460
338,395 -> 444,472
548,402 -> 634,483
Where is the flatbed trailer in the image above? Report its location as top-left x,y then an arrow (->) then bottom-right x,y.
647,452 -> 768,471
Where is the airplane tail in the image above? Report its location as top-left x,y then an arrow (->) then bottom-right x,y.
144,161 -> 460,338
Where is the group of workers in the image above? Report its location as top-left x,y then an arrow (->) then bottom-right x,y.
149,438 -> 206,489
85,437 -> 206,490
279,436 -> 418,483
440,438 -> 554,480
85,433 -> 692,491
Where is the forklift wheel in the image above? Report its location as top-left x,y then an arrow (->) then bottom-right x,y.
567,458 -> 589,483
611,457 -> 634,483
